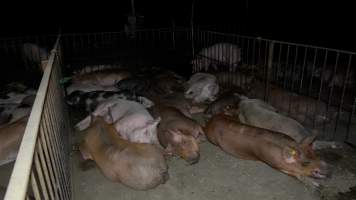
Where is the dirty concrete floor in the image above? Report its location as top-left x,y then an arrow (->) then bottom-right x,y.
70,139 -> 356,200
69,111 -> 356,200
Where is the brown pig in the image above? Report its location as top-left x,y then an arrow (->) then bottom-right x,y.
156,106 -> 203,164
0,116 -> 28,166
79,117 -> 169,190
204,114 -> 329,180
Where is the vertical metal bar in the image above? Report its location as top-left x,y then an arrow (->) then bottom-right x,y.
47,78 -> 69,200
30,171 -> 42,200
318,50 -> 329,100
246,38 -> 250,67
172,20 -> 176,49
37,138 -> 56,200
308,48 -> 318,96
252,38 -> 256,68
299,47 -> 308,93
283,45 -> 290,88
43,101 -> 64,200
291,46 -> 299,91
40,120 -> 63,200
34,151 -> 50,200
264,41 -> 275,102
346,97 -> 356,141
334,54 -> 352,140
325,52 -> 339,139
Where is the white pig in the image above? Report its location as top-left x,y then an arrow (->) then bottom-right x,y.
75,99 -> 160,145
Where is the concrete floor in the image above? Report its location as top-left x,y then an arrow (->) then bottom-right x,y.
70,138 -> 356,200
68,111 -> 356,200
71,141 -> 317,200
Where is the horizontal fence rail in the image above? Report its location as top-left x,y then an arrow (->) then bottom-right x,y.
4,35 -> 72,200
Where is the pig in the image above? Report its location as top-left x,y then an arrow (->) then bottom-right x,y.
116,70 -> 185,98
66,82 -> 119,95
150,92 -> 192,118
205,90 -> 244,115
204,114 -> 329,181
313,64 -> 354,88
247,80 -> 334,126
0,116 -> 28,166
65,90 -> 154,112
22,43 -> 49,71
215,72 -> 255,91
75,99 -> 161,145
71,68 -> 131,87
149,71 -> 185,96
0,105 -> 32,128
66,69 -> 131,95
0,89 -> 36,105
79,117 -> 169,190
230,96 -> 310,143
115,76 -> 151,96
155,106 -> 203,164
226,95 -> 341,150
185,73 -> 219,103
191,43 -> 242,72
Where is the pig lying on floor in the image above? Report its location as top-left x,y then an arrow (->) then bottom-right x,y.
205,114 -> 329,186
185,73 -> 219,104
79,117 -> 168,190
226,94 -> 342,149
75,99 -> 160,145
155,106 -> 204,164
66,90 -> 154,112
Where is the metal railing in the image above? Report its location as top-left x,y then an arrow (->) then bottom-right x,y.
191,28 -> 356,144
4,35 -> 72,200
56,27 -> 356,144
0,35 -> 57,87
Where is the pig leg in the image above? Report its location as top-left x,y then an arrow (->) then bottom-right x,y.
75,116 -> 92,131
296,175 -> 322,190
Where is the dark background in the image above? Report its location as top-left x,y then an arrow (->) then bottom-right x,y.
0,0 -> 354,51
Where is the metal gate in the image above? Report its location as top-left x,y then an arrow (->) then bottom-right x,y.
4,36 -> 72,200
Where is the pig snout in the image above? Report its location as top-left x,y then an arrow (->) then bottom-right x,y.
310,161 -> 330,179
186,152 -> 200,165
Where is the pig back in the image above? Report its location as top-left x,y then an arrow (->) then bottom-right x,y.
114,143 -> 168,190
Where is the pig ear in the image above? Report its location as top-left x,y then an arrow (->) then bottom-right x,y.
197,126 -> 207,143
283,147 -> 299,164
164,144 -> 174,157
149,117 -> 161,127
167,130 -> 183,143
300,131 -> 318,147
192,126 -> 205,140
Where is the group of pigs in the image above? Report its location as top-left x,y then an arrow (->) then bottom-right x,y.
0,83 -> 36,166
66,66 -> 334,191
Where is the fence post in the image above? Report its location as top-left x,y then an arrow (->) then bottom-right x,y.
264,41 -> 275,102
172,20 -> 176,49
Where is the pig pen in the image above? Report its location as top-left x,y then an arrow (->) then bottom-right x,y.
63,29 -> 356,200
3,28 -> 356,200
